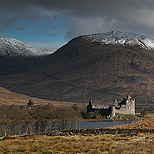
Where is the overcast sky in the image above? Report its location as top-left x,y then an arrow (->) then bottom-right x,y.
1,0 -> 154,49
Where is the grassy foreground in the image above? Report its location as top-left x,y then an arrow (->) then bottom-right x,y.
0,133 -> 154,153
1,115 -> 154,154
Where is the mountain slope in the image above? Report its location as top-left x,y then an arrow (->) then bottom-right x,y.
0,36 -> 54,75
1,31 -> 154,104
33,37 -> 154,103
0,36 -> 54,57
0,86 -> 74,106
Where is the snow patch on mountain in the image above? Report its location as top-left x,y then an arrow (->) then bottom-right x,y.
82,31 -> 154,50
0,36 -> 54,57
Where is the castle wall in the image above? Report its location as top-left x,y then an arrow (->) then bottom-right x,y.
86,95 -> 135,118
89,106 -> 115,118
115,108 -> 135,115
98,107 -> 112,117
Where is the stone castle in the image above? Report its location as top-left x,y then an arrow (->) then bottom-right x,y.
87,95 -> 135,118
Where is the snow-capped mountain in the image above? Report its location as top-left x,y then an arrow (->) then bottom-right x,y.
2,30 -> 154,104
0,36 -> 54,57
82,30 -> 154,51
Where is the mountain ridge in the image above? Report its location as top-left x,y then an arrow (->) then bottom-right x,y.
81,30 -> 154,51
1,31 -> 154,104
0,36 -> 54,57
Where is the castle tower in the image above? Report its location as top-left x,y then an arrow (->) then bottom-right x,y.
110,106 -> 115,118
114,95 -> 135,115
126,95 -> 135,115
131,98 -> 135,115
87,99 -> 93,112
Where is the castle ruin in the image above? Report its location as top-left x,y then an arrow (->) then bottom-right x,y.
87,95 -> 135,118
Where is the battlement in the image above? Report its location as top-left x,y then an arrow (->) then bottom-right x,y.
92,104 -> 111,109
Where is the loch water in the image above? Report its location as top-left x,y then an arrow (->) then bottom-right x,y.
79,120 -> 132,129
1,120 -> 138,136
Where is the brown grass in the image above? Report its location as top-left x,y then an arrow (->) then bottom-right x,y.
110,115 -> 154,129
1,116 -> 154,153
1,133 -> 154,153
0,86 -> 77,107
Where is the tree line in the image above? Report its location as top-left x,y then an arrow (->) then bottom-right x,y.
0,104 -> 79,136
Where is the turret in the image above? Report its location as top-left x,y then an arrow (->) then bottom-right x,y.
127,95 -> 131,100
114,99 -> 118,107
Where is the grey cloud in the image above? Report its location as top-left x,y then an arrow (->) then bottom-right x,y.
64,16 -> 122,39
1,0 -> 154,39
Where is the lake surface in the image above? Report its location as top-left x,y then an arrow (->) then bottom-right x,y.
1,120 -> 139,136
79,121 -> 133,129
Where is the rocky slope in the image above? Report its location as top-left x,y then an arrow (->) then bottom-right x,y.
1,31 -> 154,104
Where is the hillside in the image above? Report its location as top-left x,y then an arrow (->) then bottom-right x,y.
0,86 -> 75,106
1,31 -> 154,104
